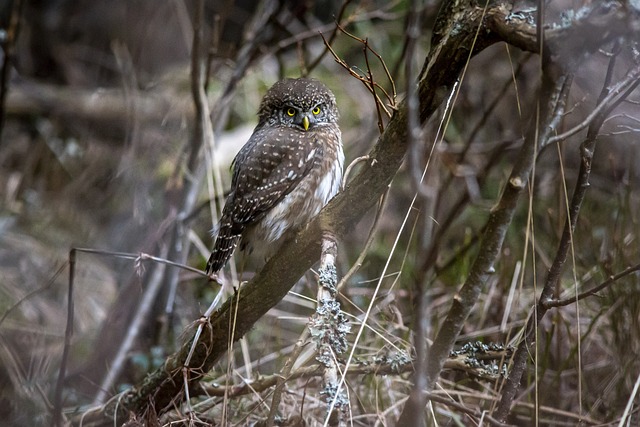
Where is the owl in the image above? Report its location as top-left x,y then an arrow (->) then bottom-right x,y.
205,78 -> 344,274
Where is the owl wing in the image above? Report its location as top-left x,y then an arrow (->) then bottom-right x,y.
206,126 -> 322,274
226,125 -> 323,228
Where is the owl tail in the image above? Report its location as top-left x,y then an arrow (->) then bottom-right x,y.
206,223 -> 242,274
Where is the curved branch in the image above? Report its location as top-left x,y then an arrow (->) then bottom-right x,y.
485,1 -> 640,58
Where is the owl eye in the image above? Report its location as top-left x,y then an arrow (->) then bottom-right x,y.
286,107 -> 296,117
312,106 -> 321,115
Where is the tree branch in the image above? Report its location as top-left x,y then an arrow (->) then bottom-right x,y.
494,52 -> 636,422
424,64 -> 573,394
78,1 -> 640,424
485,1 -> 640,58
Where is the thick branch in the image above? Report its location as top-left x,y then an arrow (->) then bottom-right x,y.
485,1 -> 640,58
85,1 -> 640,424
6,80 -> 193,137
92,7 -> 503,425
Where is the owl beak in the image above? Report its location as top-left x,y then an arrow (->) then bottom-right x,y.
302,115 -> 310,131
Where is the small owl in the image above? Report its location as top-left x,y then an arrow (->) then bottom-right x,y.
206,78 -> 344,274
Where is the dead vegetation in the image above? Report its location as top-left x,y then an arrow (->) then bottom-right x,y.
1,0 -> 639,426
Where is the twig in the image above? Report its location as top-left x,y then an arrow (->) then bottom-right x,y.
304,0 -> 354,73
52,250 -> 75,427
363,39 -> 385,133
270,2 -> 400,64
397,0 -> 428,424
92,244 -> 170,405
265,329 -> 310,427
0,262 -> 66,328
198,349 -> 508,399
69,247 -> 214,280
336,189 -> 388,292
341,155 -> 369,190
426,64 -> 573,398
160,0 -> 212,354
494,52 -> 630,422
320,26 -> 396,119
620,372 -> 640,427
420,0 -> 516,394
543,263 -> 640,308
543,64 -> 640,148
335,23 -> 396,106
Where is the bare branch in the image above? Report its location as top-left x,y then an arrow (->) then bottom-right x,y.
494,46 -> 630,422
543,263 -> 640,308
425,64 -> 573,394
544,64 -> 640,147
485,2 -> 640,58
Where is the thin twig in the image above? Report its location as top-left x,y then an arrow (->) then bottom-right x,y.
544,64 -> 640,148
543,263 -> 640,308
320,26 -> 396,119
495,52 -> 632,421
363,39 -> 385,133
92,245 -> 170,405
430,65 -> 572,405
265,329 -> 310,427
53,250 -> 75,427
335,23 -> 396,106
70,247 -> 214,280
341,155 -> 370,190
304,0 -> 354,73
0,262 -> 66,328
336,189 -> 388,292
397,0 -> 428,424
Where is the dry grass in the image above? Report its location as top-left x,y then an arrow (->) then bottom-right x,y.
0,1 -> 639,426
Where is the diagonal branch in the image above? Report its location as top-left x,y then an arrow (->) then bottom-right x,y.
494,50 -> 637,422
91,7 -> 500,425
81,1 -> 640,424
424,65 -> 573,393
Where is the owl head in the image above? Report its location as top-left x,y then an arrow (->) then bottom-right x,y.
257,78 -> 339,131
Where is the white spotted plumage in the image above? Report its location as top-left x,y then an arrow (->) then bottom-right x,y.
206,78 -> 343,274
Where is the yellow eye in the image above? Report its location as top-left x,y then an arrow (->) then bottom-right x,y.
286,107 -> 296,117
312,106 -> 321,115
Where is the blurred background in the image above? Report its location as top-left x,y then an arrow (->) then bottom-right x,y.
0,0 -> 639,425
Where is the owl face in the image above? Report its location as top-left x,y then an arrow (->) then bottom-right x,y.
258,78 -> 339,131
277,102 -> 331,131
